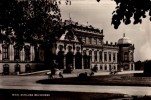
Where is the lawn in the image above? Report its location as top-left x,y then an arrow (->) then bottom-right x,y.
37,73 -> 151,86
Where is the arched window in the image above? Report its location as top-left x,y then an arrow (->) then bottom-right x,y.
25,64 -> 31,73
109,65 -> 112,71
105,65 -> 107,70
3,64 -> 9,75
68,46 -> 72,52
89,50 -> 92,61
109,52 -> 111,61
130,52 -> 133,61
88,37 -> 92,44
2,44 -> 9,61
100,65 -> 102,70
94,51 -> 97,62
24,45 -> 30,62
15,63 -> 20,73
14,45 -> 21,61
99,51 -> 102,62
104,52 -> 107,61
58,45 -> 63,51
113,53 -> 116,61
124,52 -> 128,61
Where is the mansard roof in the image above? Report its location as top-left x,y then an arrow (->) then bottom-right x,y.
63,20 -> 103,35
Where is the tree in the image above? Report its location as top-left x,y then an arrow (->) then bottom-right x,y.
1,0 -> 62,69
0,0 -> 24,44
22,0 -> 62,68
97,0 -> 151,29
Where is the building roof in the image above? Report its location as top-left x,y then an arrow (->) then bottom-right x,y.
118,33 -> 132,45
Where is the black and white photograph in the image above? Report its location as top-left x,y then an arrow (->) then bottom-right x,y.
0,0 -> 151,99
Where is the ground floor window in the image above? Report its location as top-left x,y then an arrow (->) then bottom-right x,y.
3,64 -> 9,75
15,63 -> 20,73
104,65 -> 107,70
25,64 -> 31,73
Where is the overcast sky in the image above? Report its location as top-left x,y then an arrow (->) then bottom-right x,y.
59,0 -> 151,61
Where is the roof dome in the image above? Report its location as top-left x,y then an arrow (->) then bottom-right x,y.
118,33 -> 132,45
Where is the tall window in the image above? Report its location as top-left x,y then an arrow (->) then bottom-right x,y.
82,36 -> 86,43
98,38 -> 102,45
109,65 -> 112,71
113,53 -> 116,61
89,51 -> 92,61
24,45 -> 30,62
2,45 -> 9,61
104,52 -> 107,61
105,65 -> 107,70
88,37 -> 92,44
93,38 -> 97,45
94,51 -> 97,62
130,52 -> 133,61
99,51 -> 102,62
14,46 -> 20,61
124,52 -> 128,61
109,52 -> 111,61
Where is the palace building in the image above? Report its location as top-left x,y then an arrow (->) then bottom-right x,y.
0,20 -> 135,75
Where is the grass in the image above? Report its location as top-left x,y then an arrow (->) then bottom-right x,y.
37,74 -> 151,86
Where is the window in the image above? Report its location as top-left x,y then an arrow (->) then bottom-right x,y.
130,52 -> 133,61
99,51 -> 102,61
93,38 -> 97,45
104,52 -> 107,61
89,51 -> 92,61
109,52 -> 111,61
105,65 -> 107,70
15,63 -> 20,72
98,39 -> 102,45
24,45 -> 30,62
2,45 -> 9,61
114,66 -> 116,69
94,51 -> 97,62
14,45 -> 20,61
82,36 -> 86,43
100,65 -> 102,70
109,65 -> 112,71
88,37 -> 92,44
113,53 -> 116,61
124,52 -> 128,61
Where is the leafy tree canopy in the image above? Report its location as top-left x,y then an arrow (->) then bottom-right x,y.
0,0 -> 62,45
97,0 -> 151,29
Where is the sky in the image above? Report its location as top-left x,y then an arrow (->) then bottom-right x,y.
58,0 -> 151,61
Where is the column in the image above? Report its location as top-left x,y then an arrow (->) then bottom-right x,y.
133,63 -> 135,71
0,44 -> 2,61
102,51 -> 104,63
9,44 -> 14,61
64,55 -> 66,69
30,45 -> 33,61
97,51 -> 99,62
92,51 -> 94,62
21,47 -> 25,61
30,45 -> 35,61
32,46 -> 35,61
73,55 -> 75,69
82,55 -> 84,69
107,52 -> 109,62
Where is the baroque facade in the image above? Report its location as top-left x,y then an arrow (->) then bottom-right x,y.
0,20 -> 135,75
55,20 -> 135,71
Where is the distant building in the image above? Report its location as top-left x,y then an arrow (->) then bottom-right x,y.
0,20 -> 135,75
118,33 -> 135,71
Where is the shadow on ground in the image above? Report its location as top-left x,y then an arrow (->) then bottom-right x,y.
37,74 -> 151,86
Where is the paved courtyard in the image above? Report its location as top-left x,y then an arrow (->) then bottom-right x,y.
1,70 -> 150,96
